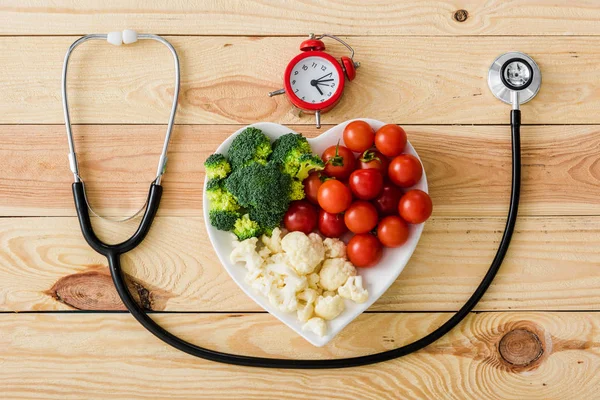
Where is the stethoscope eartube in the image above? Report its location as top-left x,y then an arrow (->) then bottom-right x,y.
63,36 -> 538,368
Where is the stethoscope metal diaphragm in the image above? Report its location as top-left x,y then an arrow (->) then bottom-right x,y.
488,51 -> 541,105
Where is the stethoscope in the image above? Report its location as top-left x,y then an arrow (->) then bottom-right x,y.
62,32 -> 541,369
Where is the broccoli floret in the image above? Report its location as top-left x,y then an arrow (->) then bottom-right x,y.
204,153 -> 231,180
225,163 -> 291,212
227,127 -> 272,170
209,209 -> 240,231
289,179 -> 305,201
249,207 -> 286,232
295,154 -> 325,181
206,179 -> 240,213
269,133 -> 312,176
233,214 -> 261,240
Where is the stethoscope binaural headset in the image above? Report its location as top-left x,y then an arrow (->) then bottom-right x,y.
62,32 -> 541,369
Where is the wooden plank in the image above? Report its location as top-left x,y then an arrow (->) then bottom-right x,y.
0,311 -> 598,399
2,1 -> 600,36
1,216 -> 599,313
2,124 -> 600,217
1,36 -> 600,125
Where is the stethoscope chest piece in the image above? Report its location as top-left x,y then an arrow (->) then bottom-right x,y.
488,51 -> 541,105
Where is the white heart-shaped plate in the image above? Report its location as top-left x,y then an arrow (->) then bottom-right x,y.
203,119 -> 428,347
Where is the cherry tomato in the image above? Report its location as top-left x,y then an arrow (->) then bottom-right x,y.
283,200 -> 318,234
373,182 -> 403,216
377,216 -> 410,247
348,169 -> 383,200
388,154 -> 423,187
318,209 -> 348,238
303,172 -> 323,205
344,201 -> 378,234
317,179 -> 352,214
322,143 -> 356,180
343,120 -> 375,153
375,124 -> 407,157
399,189 -> 433,224
358,150 -> 389,177
347,233 -> 383,268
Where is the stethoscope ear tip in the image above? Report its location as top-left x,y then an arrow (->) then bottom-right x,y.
107,29 -> 138,46
488,51 -> 541,106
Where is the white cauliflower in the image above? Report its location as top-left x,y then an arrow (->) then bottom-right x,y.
302,317 -> 327,337
297,288 -> 318,305
314,295 -> 345,320
263,255 -> 307,313
261,227 -> 283,254
307,273 -> 320,290
281,231 -> 325,275
338,276 -> 369,304
319,258 -> 356,291
323,237 -> 347,259
322,291 -> 336,297
230,238 -> 265,272
297,302 -> 314,322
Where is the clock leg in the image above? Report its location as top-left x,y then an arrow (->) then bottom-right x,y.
315,110 -> 321,129
268,88 -> 285,97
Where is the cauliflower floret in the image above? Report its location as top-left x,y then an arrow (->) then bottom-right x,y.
322,291 -> 336,297
302,317 -> 327,337
281,231 -> 325,275
261,227 -> 283,254
230,237 -> 265,272
262,255 -> 307,313
319,258 -> 356,291
297,302 -> 314,322
297,288 -> 318,305
314,295 -> 345,320
323,237 -> 347,259
307,273 -> 320,290
338,276 -> 369,304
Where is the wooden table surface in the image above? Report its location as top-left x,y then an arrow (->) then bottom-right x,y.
1,1 -> 600,399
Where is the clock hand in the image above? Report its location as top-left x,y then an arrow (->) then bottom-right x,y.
315,72 -> 332,82
316,84 -> 324,96
316,79 -> 334,84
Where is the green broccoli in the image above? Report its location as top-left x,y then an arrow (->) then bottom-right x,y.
233,214 -> 261,240
206,179 -> 241,213
289,179 -> 305,201
249,207 -> 287,232
295,153 -> 325,181
227,127 -> 272,170
204,153 -> 231,180
209,209 -> 240,231
269,133 -> 312,177
225,162 -> 291,212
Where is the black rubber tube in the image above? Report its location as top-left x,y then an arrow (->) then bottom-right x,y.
79,111 -> 521,369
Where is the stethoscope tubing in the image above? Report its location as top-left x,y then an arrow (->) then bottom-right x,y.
65,33 -> 522,369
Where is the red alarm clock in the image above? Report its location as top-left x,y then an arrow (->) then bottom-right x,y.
269,34 -> 360,128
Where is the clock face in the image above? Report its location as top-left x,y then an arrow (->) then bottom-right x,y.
288,56 -> 341,105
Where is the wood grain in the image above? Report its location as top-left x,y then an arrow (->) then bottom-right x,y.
1,124 -> 599,217
2,0 -> 600,36
1,36 -> 600,125
1,216 -> 599,313
0,312 -> 598,399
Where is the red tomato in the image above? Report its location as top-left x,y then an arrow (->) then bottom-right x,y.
377,216 -> 410,247
322,143 -> 356,180
283,200 -> 318,234
373,182 -> 403,216
343,120 -> 375,153
318,209 -> 348,238
317,179 -> 352,214
303,172 -> 323,205
347,233 -> 383,268
358,150 -> 389,177
399,190 -> 433,224
344,201 -> 378,234
375,124 -> 407,157
348,169 -> 383,200
388,154 -> 423,188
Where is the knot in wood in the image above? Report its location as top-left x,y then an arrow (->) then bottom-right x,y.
499,328 -> 544,366
453,9 -> 469,22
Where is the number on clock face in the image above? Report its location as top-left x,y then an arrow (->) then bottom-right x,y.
289,56 -> 340,104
